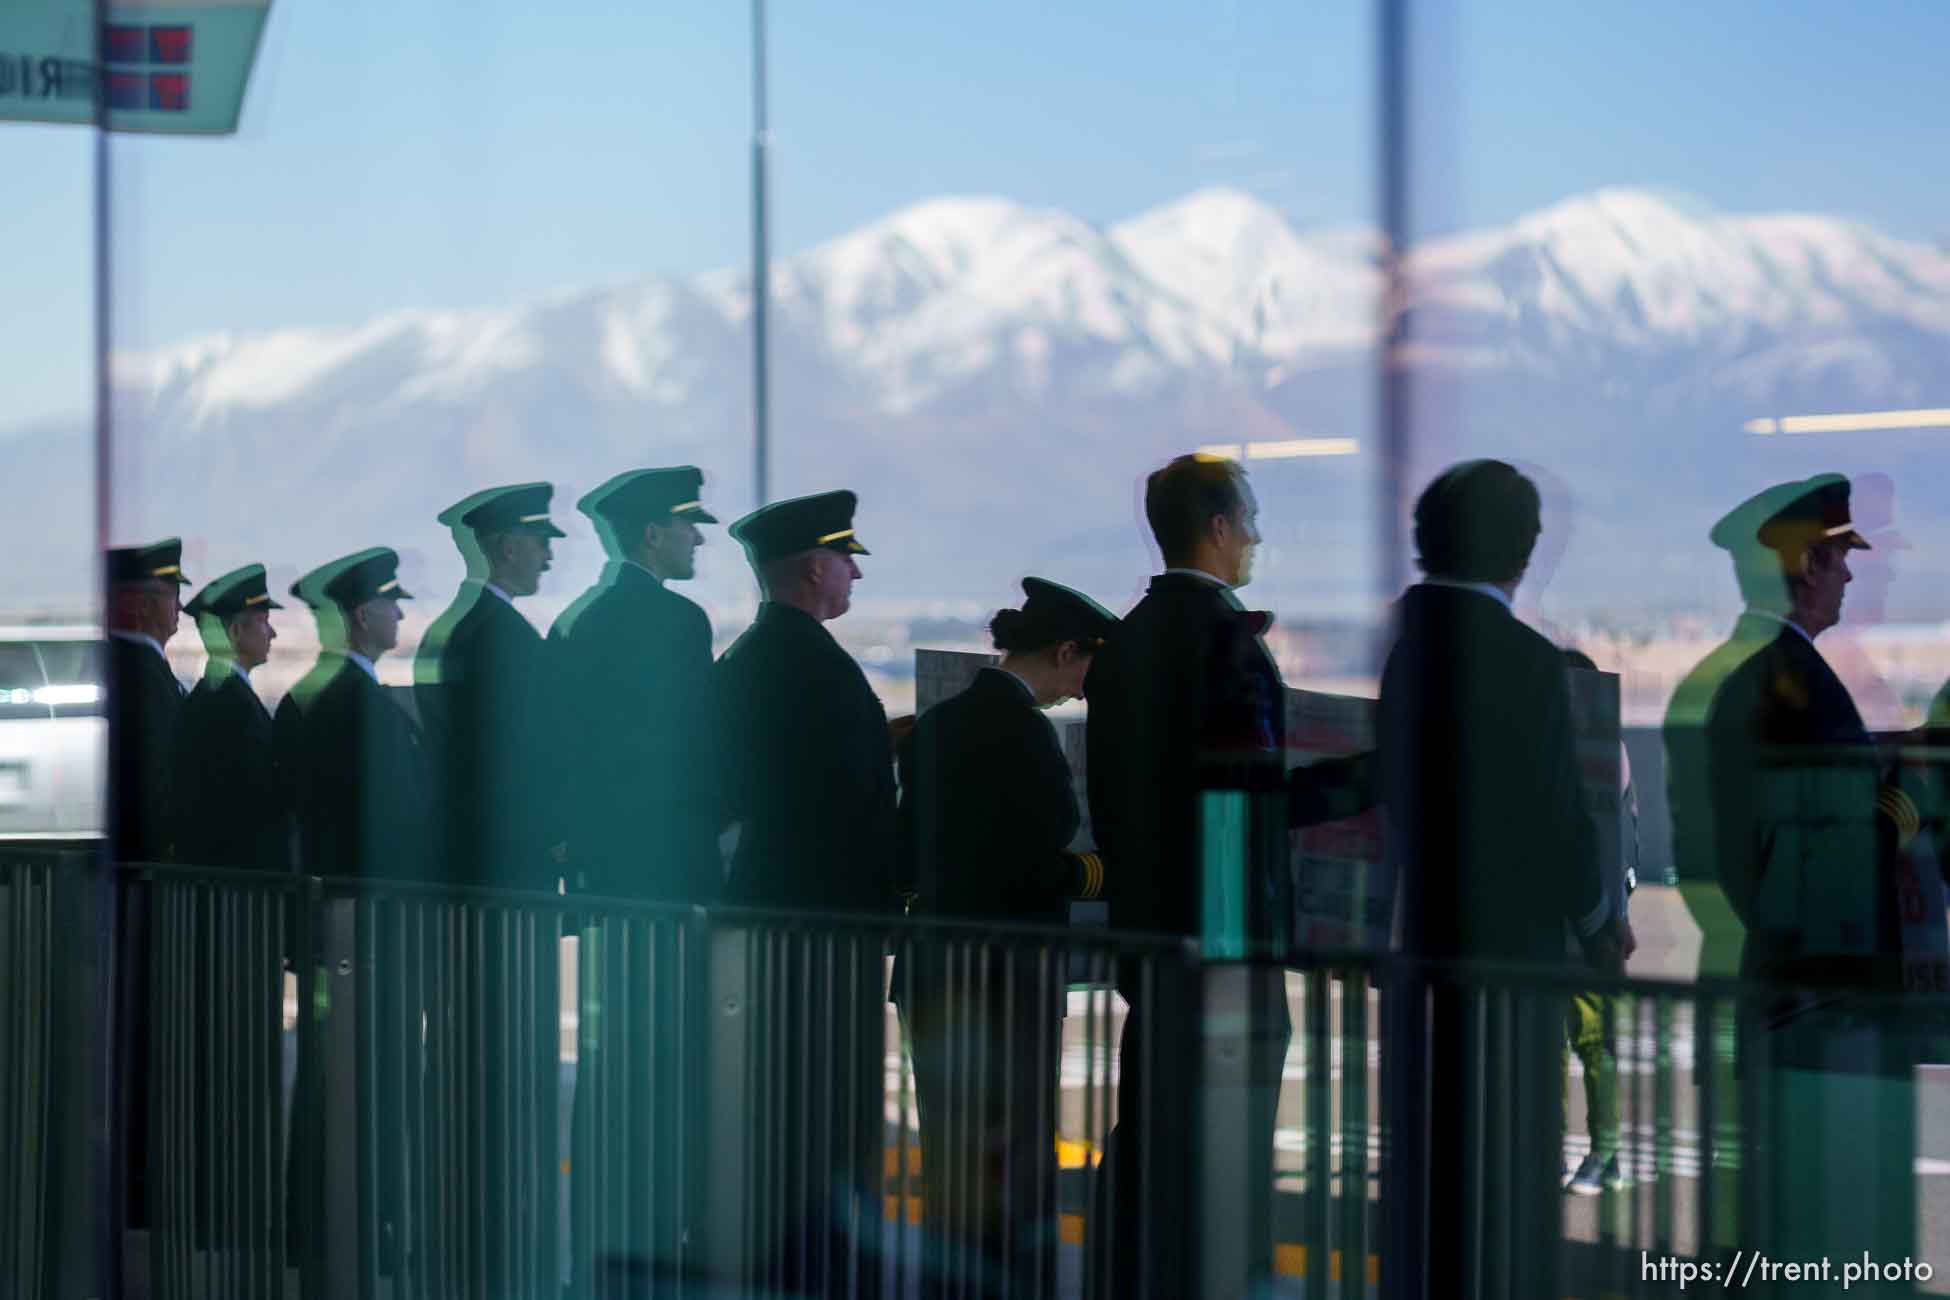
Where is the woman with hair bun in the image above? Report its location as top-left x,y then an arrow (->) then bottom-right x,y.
896,576 -> 1118,1299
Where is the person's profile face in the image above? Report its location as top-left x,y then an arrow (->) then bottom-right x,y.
500,532 -> 552,596
1808,546 -> 1852,633
149,583 -> 183,643
359,596 -> 404,654
1053,643 -> 1093,706
648,517 -> 703,580
229,608 -> 275,670
1227,479 -> 1262,587
811,549 -> 859,619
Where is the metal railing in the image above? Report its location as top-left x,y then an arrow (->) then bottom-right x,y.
3,852 -> 1940,1299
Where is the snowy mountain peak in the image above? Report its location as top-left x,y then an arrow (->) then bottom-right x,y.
1112,186 -> 1296,248
101,186 -> 1950,434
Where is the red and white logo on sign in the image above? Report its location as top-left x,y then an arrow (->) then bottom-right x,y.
99,23 -> 192,112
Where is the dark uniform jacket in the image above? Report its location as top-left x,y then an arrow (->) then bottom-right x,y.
1378,583 -> 1604,965
109,633 -> 183,862
1085,572 -> 1367,952
417,586 -> 554,890
299,656 -> 432,879
1702,617 -> 1897,987
272,693 -> 306,862
549,562 -> 721,902
171,665 -> 287,870
717,602 -> 896,913
898,667 -> 1099,923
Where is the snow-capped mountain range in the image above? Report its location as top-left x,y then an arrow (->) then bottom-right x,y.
13,187 -> 1950,619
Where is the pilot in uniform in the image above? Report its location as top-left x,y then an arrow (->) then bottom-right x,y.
716,489 -> 897,1297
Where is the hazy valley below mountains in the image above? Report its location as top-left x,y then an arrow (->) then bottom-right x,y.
10,186 -> 1950,627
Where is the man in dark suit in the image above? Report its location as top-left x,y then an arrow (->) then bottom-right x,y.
416,481 -> 565,892
719,489 -> 897,912
292,548 -> 435,1281
105,538 -> 191,1232
551,466 -> 722,1290
717,489 -> 897,1296
298,549 -> 429,879
107,538 -> 190,864
416,484 -> 570,1296
172,563 -> 287,870
551,465 -> 722,902
1084,454 -> 1372,1298
163,562 -> 290,1250
1376,460 -> 1615,1295
272,563 -> 347,873
1379,461 -> 1613,964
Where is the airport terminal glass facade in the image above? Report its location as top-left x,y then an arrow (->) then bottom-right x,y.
3,0 -> 1950,1290
1,1 -> 1928,866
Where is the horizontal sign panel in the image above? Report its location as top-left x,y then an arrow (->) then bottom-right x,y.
1,0 -> 270,134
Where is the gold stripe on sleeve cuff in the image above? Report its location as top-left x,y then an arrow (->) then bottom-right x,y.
1075,851 -> 1103,900
1879,788 -> 1921,845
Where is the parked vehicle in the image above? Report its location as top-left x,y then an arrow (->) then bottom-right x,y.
0,626 -> 106,838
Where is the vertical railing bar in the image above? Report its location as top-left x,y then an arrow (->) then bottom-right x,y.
1342,967 -> 1370,1300
1,867 -> 16,1295
850,929 -> 866,1299
1135,956 -> 1154,1300
644,915 -> 657,1285
1661,990 -> 1677,1262
949,938 -> 966,1297
1695,993 -> 1715,1273
178,883 -> 193,1300
1034,943 -> 1051,1300
225,886 -> 239,1300
1008,938 -> 1023,1300
1307,967 -> 1331,1289
247,886 -> 257,1295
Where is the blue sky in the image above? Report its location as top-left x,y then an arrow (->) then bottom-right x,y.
6,0 -> 1949,429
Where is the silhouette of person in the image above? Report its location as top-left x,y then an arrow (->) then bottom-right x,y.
289,547 -> 434,1280
550,466 -> 723,902
107,538 -> 190,864
413,482 -> 570,1297
1083,453 -> 1373,1299
274,550 -> 366,1268
105,538 -> 191,1232
173,564 -> 287,871
297,549 -> 427,879
1666,473 -> 1920,1279
895,577 -> 1115,1299
1558,647 -> 1638,1199
415,481 -> 566,892
716,489 -> 897,1297
162,562 -> 290,1253
552,466 -> 724,1292
273,558 -> 361,874
1376,460 -> 1615,1295
1816,471 -> 1909,733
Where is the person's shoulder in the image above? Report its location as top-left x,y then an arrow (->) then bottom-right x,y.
304,663 -> 360,719
714,615 -> 776,678
1720,626 -> 1796,690
490,590 -> 542,636
176,677 -> 220,724
107,635 -> 167,685
1501,609 -> 1563,662
640,580 -> 712,637
940,670 -> 1028,731
208,672 -> 260,716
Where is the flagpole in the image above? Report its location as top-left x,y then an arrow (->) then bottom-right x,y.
751,0 -> 771,508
